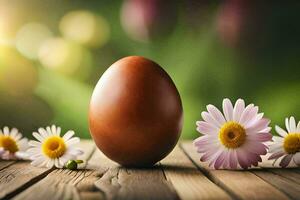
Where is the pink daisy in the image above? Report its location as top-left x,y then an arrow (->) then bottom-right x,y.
268,116 -> 300,167
194,98 -> 272,169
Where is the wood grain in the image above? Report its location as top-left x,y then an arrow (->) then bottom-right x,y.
253,170 -> 300,199
161,145 -> 231,200
2,140 -> 300,200
0,161 -> 52,199
14,168 -> 103,200
91,148 -> 179,200
11,140 -> 95,200
181,142 -> 290,200
0,161 -> 15,170
267,168 -> 300,185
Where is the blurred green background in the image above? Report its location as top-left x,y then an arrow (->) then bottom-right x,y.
0,0 -> 299,139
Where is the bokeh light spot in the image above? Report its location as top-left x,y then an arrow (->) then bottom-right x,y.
16,22 -> 53,60
0,46 -> 38,96
59,10 -> 110,48
38,37 -> 92,80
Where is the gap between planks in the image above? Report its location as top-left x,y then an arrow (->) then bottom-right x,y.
13,141 -> 178,200
0,139 -> 95,200
0,161 -> 16,171
2,140 -> 299,200
90,147 -> 179,200
160,145 -> 231,200
180,141 -> 293,200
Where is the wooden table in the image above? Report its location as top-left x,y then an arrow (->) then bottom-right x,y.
0,140 -> 299,200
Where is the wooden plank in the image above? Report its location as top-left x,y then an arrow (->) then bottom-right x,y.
266,168 -> 300,185
14,168 -> 103,200
160,145 -> 231,200
181,141 -> 290,200
14,141 -> 178,200
91,148 -> 179,200
0,161 -> 15,170
252,170 -> 300,200
246,143 -> 300,199
0,162 -> 53,199
74,140 -> 96,169
10,140 -> 95,200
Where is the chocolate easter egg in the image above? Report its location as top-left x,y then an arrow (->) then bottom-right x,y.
89,56 -> 183,167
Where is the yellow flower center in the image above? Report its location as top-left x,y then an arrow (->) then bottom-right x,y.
283,133 -> 300,154
219,121 -> 246,149
0,135 -> 19,153
42,136 -> 66,159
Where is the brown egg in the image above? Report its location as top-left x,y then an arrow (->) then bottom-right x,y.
89,56 -> 183,167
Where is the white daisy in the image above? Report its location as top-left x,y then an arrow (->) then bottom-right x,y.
194,98 -> 272,169
268,116 -> 300,167
27,125 -> 83,168
0,126 -> 29,160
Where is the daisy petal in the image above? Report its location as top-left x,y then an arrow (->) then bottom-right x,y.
279,154 -> 293,168
229,150 -> 238,169
273,136 -> 284,142
293,153 -> 300,165
54,158 -> 61,168
15,151 -> 29,160
63,130 -> 75,141
206,104 -> 226,126
47,159 -> 54,168
289,116 -> 296,132
222,150 -> 231,169
222,98 -> 233,122
201,112 -> 220,128
31,156 -> 45,167
200,147 -> 219,162
29,140 -> 42,147
10,128 -> 19,138
297,121 -> 300,132
32,132 -> 44,142
268,151 -> 285,160
237,149 -> 250,169
239,104 -> 258,125
285,118 -> 291,133
244,141 -> 267,155
269,144 -> 283,153
0,147 -> 5,155
194,135 -> 219,147
196,143 -> 219,153
207,147 -> 223,167
245,113 -> 264,129
259,127 -> 271,133
214,151 -> 226,169
30,154 -> 44,160
3,127 -> 9,135
39,160 -> 48,168
247,133 -> 272,142
14,133 -> 22,141
18,138 -> 29,151
196,121 -> 218,135
66,137 -> 80,146
27,147 -> 41,154
247,152 -> 261,166
246,118 -> 270,133
46,126 -> 52,136
38,128 -> 48,138
275,125 -> 287,137
51,125 -> 57,136
56,127 -> 61,136
67,147 -> 84,155
233,99 -> 245,122
59,157 -> 68,166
